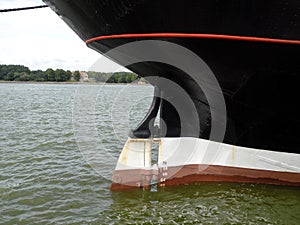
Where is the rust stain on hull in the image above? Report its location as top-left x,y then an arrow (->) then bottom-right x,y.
110,164 -> 300,191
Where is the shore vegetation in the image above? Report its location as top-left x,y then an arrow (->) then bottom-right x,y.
0,64 -> 141,83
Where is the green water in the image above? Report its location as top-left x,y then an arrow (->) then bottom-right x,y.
1,83 -> 299,224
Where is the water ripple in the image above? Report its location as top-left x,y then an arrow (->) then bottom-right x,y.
0,83 -> 299,224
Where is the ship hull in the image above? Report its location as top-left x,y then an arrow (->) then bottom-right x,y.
44,0 -> 300,188
44,0 -> 300,41
111,138 -> 300,190
88,37 -> 300,153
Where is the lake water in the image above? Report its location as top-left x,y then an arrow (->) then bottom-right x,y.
1,83 -> 299,224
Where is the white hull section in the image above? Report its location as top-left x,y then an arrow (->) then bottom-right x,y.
111,137 -> 300,190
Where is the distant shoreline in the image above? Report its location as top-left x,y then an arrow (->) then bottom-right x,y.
0,65 -> 141,84
0,80 -> 149,85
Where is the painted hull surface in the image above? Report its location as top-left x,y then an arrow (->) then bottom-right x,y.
44,0 -> 300,189
111,138 -> 300,190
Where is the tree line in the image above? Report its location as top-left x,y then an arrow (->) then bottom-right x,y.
0,64 -> 141,83
88,71 -> 138,83
0,65 -> 72,82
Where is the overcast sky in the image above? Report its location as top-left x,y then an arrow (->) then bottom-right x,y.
0,0 -> 124,72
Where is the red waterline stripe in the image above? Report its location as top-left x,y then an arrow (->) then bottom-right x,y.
85,33 -> 300,45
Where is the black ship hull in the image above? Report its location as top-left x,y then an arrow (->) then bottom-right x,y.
90,36 -> 300,154
44,0 -> 300,188
45,0 -> 300,153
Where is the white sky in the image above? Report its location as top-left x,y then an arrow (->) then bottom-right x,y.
0,0 -> 124,72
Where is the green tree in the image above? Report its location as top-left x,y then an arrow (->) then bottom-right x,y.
54,69 -> 64,81
13,72 -> 21,80
31,70 -> 47,82
45,68 -> 55,81
4,72 -> 14,81
15,72 -> 30,81
73,71 -> 80,81
65,70 -> 72,81
0,64 -> 30,80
